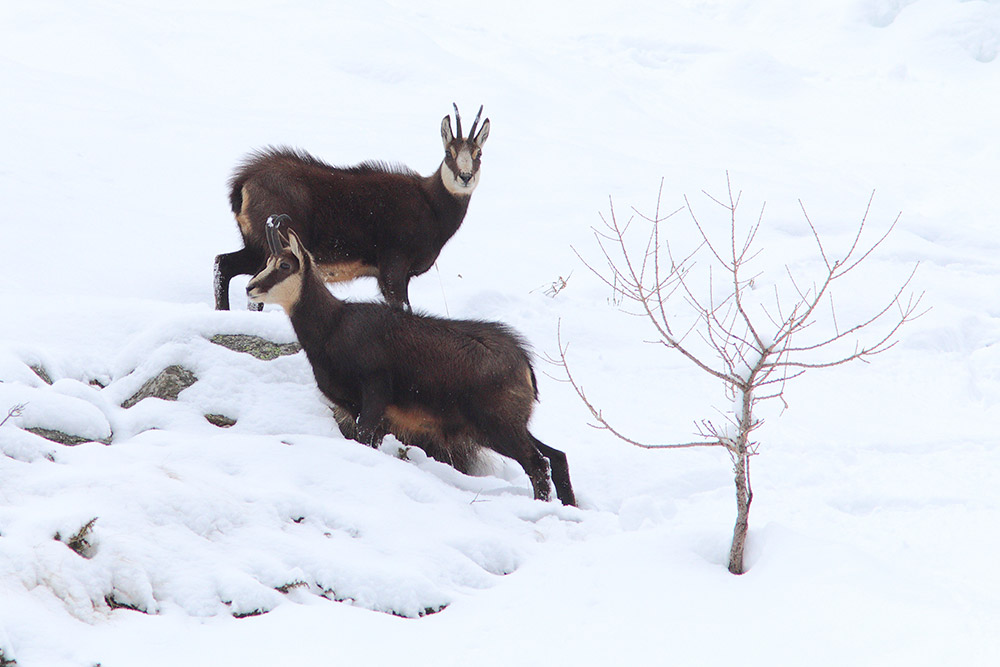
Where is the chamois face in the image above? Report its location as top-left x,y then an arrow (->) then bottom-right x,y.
246,231 -> 305,313
440,105 -> 490,197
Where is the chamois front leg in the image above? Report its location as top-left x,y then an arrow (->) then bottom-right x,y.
214,246 -> 265,311
331,404 -> 359,441
356,379 -> 391,448
377,255 -> 413,311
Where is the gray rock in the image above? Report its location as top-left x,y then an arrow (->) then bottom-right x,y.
122,365 -> 198,409
209,334 -> 300,361
29,365 -> 53,385
205,413 -> 236,428
26,427 -> 110,446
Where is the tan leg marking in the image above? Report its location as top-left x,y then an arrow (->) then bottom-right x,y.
385,405 -> 443,439
236,184 -> 254,236
314,260 -> 380,283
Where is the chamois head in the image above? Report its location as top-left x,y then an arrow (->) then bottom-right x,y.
246,215 -> 308,313
440,103 -> 490,196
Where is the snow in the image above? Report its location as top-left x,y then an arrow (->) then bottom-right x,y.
2,0 -> 999,664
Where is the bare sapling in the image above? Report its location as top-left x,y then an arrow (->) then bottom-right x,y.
559,174 -> 925,574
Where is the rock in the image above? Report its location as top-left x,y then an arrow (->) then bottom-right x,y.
205,413 -> 236,428
25,427 -> 110,446
29,365 -> 53,385
209,334 -> 300,361
122,365 -> 198,409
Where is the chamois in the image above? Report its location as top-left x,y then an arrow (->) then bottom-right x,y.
247,216 -> 576,506
215,104 -> 491,311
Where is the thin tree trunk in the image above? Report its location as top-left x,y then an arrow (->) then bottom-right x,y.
728,383 -> 755,575
728,448 -> 751,574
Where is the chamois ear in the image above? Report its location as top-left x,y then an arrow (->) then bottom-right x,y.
286,228 -> 305,259
474,118 -> 490,147
441,115 -> 454,147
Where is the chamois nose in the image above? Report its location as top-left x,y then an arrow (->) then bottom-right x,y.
459,173 -> 473,185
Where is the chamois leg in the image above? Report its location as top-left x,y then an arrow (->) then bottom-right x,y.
479,420 -> 553,502
214,246 -> 265,311
532,437 -> 577,507
356,380 -> 390,448
332,402 -> 391,446
331,404 -> 358,441
376,256 -> 412,311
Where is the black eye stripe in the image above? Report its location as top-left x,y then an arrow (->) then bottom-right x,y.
252,270 -> 280,292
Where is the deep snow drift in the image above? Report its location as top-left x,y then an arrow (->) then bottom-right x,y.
2,1 -> 999,665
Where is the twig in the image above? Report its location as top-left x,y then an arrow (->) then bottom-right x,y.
557,321 -> 729,452
1,404 -> 26,428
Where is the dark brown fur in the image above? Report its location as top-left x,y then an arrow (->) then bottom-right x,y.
216,108 -> 488,311
247,228 -> 576,506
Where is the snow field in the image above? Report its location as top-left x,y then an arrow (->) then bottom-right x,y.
2,0 -> 1000,665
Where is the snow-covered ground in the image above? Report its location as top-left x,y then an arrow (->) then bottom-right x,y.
2,1 -> 999,664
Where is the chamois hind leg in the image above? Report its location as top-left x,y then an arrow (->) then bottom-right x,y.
532,437 -> 577,507
214,246 -> 265,311
478,419 -> 553,502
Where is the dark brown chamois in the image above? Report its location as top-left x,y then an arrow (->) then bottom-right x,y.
246,216 -> 576,506
215,103 -> 491,311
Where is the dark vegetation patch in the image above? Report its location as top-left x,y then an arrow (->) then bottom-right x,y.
55,517 -> 98,559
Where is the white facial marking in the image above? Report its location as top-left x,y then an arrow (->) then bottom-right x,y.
456,149 -> 473,175
247,257 -> 302,314
441,146 -> 480,196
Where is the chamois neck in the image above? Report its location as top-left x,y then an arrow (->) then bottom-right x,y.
426,164 -> 472,235
288,264 -> 343,324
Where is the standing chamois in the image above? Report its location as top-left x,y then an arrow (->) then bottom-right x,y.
215,104 -> 490,311
247,216 -> 576,506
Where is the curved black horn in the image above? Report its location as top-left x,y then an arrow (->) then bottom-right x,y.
452,102 -> 463,139
468,105 -> 484,140
265,214 -> 290,255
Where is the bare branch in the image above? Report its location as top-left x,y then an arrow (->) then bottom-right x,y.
779,266 -> 926,358
835,210 -> 901,277
1,403 -> 25,429
556,322 -> 730,452
800,200 -> 832,271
